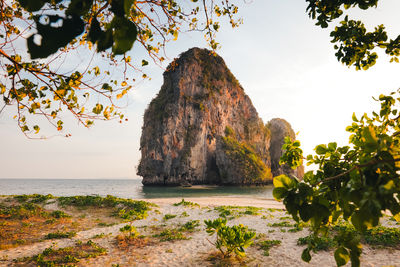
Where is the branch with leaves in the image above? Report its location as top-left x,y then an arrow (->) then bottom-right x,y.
306,0 -> 400,70
0,0 -> 242,137
273,89 -> 400,267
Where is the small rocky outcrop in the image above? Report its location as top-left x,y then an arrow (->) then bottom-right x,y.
137,47 -> 303,185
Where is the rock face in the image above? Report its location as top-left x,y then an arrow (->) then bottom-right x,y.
138,48 -> 303,185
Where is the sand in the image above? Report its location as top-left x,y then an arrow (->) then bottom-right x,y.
0,197 -> 399,266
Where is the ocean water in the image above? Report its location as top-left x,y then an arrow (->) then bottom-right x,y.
0,179 -> 274,199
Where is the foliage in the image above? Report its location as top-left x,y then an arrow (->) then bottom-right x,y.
256,239 -> 281,256
23,240 -> 107,266
50,210 -> 71,218
305,0 -> 400,70
13,194 -> 54,203
267,221 -> 294,228
297,235 -> 336,251
179,220 -> 200,232
0,203 -> 57,220
152,228 -> 188,242
173,198 -> 200,208
214,205 -> 262,220
163,214 -> 177,220
204,218 -> 256,258
274,89 -> 400,266
57,195 -> 153,220
45,231 -> 77,239
119,224 -> 139,238
221,133 -> 272,184
279,137 -> 303,169
0,0 -> 241,136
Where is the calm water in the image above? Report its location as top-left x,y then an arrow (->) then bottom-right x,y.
0,179 -> 274,199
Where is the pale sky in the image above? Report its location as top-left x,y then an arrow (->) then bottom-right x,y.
1,0 -> 400,179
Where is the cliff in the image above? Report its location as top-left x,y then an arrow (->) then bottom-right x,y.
137,47 -> 303,185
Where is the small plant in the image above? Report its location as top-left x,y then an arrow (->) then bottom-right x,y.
163,214 -> 177,220
14,194 -> 54,203
22,240 -> 106,266
204,218 -> 256,258
153,228 -> 188,242
91,233 -> 107,239
45,231 -> 76,239
257,239 -> 281,256
50,210 -> 71,218
173,199 -> 200,207
268,221 -> 293,228
119,224 -> 139,238
180,211 -> 189,217
297,235 -> 336,251
179,220 -> 200,232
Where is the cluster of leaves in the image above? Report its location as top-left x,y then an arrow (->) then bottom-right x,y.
256,239 -> 281,256
57,195 -> 153,220
13,193 -> 55,203
163,213 -> 177,220
119,224 -> 139,238
214,205 -> 262,220
152,228 -> 188,242
0,0 -> 242,136
305,0 -> 400,70
298,223 -> 400,253
273,89 -> 400,266
204,218 -> 256,258
179,220 -> 200,232
0,202 -> 61,220
23,240 -> 107,266
221,128 -> 272,184
173,198 -> 200,207
45,230 -> 77,239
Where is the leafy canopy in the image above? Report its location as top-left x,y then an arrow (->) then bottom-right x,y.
306,0 -> 400,70
275,90 -> 400,266
273,3 -> 400,265
0,0 -> 241,137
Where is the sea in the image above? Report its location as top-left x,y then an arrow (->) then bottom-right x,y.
0,179 -> 274,200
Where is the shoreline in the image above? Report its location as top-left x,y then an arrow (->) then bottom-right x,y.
138,196 -> 285,209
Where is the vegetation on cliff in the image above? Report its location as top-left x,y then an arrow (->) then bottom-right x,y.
220,126 -> 272,184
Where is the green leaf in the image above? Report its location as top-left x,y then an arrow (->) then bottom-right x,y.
351,210 -> 378,232
328,142 -> 337,151
66,0 -> 93,16
92,103 -> 103,115
352,112 -> 358,122
334,247 -> 350,266
301,248 -> 311,262
124,0 -> 135,15
361,126 -> 378,151
97,28 -> 113,52
88,18 -> 103,43
315,144 -> 327,155
27,15 -> 84,59
17,0 -> 48,12
111,16 -> 138,55
273,175 -> 296,189
272,187 -> 288,200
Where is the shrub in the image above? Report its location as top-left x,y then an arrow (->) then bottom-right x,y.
163,214 -> 177,220
173,199 -> 200,208
257,239 -> 281,256
45,231 -> 76,239
204,218 -> 256,258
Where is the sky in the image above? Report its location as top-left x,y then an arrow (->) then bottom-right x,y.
1,0 -> 400,179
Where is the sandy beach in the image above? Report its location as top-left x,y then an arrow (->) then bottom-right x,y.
1,196 -> 399,266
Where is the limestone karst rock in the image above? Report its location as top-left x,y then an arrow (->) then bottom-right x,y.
137,48 -> 304,185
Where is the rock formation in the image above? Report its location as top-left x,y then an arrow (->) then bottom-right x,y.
138,47 -> 303,185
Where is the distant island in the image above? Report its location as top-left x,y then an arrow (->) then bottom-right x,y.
138,48 -> 303,186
